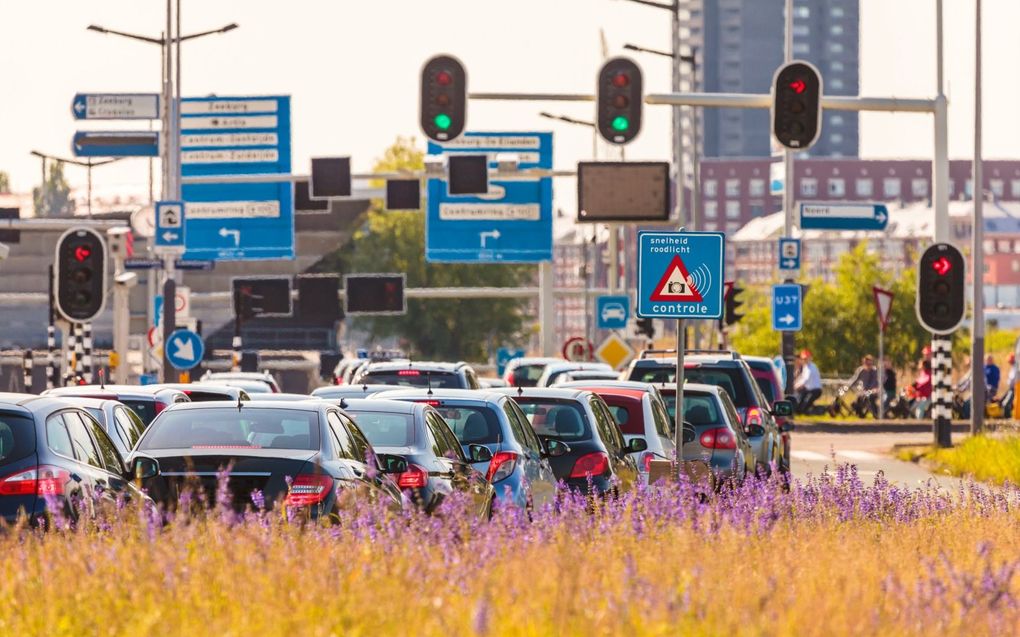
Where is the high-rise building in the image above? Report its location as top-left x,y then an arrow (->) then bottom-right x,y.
679,0 -> 860,158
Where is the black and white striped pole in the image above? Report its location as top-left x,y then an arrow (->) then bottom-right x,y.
930,337 -> 954,447
47,264 -> 57,390
22,351 -> 33,393
82,322 -> 93,384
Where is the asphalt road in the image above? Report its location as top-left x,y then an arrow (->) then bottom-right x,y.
789,430 -> 965,490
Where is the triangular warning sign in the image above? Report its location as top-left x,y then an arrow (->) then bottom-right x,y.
650,255 -> 704,302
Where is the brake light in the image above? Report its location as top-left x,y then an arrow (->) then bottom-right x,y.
699,427 -> 736,450
154,400 -> 169,416
397,464 -> 429,489
417,400 -> 442,407
745,407 -> 764,428
285,473 -> 333,507
397,370 -> 421,376
486,451 -> 518,483
641,451 -> 655,473
0,465 -> 70,497
569,452 -> 610,479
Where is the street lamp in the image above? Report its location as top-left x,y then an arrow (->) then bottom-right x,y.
30,150 -> 124,218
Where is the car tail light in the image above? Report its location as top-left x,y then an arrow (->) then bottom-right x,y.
285,473 -> 333,507
699,427 -> 736,450
417,400 -> 442,407
397,463 -> 429,489
397,369 -> 421,376
486,451 -> 518,483
569,452 -> 610,479
745,407 -> 764,428
641,451 -> 655,473
0,465 -> 70,497
154,400 -> 169,416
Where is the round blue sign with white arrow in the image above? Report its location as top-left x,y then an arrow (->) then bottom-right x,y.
166,329 -> 205,370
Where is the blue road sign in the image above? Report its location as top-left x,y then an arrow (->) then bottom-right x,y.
154,200 -> 185,251
772,284 -> 803,332
496,347 -> 526,377
165,329 -> 205,370
153,296 -> 164,327
426,132 -> 553,263
800,202 -> 889,231
596,295 -> 631,330
72,131 -> 159,157
778,237 -> 801,271
180,95 -> 293,261
637,231 -> 725,320
125,258 -> 214,271
72,93 -> 159,120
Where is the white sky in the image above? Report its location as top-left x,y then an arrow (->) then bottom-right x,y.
0,0 -> 1017,209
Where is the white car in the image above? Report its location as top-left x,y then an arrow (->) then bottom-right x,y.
600,303 -> 627,322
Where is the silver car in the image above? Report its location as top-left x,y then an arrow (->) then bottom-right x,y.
678,383 -> 756,484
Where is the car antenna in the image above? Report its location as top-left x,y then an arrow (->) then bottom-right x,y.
236,393 -> 244,412
340,397 -> 348,409
98,368 -> 106,390
517,385 -> 524,397
426,371 -> 433,396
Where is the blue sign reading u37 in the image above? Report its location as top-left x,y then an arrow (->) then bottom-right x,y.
772,283 -> 803,332
637,231 -> 725,320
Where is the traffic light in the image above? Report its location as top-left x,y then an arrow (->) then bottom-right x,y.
724,284 -> 744,326
916,243 -> 965,334
420,54 -> 467,142
232,278 -> 293,320
772,61 -> 822,151
344,274 -> 406,315
54,227 -> 107,322
597,57 -> 643,144
635,318 -> 655,339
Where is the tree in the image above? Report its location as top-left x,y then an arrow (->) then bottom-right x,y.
730,242 -> 930,376
0,171 -> 10,194
33,162 -> 74,217
315,137 -> 532,361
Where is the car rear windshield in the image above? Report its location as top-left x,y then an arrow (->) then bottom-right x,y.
362,370 -> 462,388
514,399 -> 592,442
632,365 -> 750,407
119,400 -> 157,425
510,365 -> 546,387
431,405 -> 502,445
0,413 -> 35,467
140,408 -> 320,451
346,411 -> 415,448
682,394 -> 724,426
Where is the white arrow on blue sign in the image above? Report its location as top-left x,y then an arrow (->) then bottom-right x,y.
778,237 -> 801,271
71,93 -> 159,120
154,201 -> 186,252
165,329 -> 205,371
772,283 -> 803,332
800,202 -> 889,231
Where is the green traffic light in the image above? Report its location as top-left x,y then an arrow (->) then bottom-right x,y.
434,113 -> 452,130
611,115 -> 630,132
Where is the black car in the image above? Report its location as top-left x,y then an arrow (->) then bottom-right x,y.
352,361 -> 482,390
128,401 -> 405,516
0,393 -> 147,524
496,388 -> 644,496
343,399 -> 496,518
43,385 -> 190,425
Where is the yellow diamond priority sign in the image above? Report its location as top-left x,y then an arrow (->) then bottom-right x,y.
595,333 -> 636,371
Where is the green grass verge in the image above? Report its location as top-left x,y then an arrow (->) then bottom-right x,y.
896,435 -> 1020,485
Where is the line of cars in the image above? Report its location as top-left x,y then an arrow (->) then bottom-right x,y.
1,351 -> 793,525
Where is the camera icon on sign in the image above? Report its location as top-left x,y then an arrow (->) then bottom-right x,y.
668,282 -> 686,294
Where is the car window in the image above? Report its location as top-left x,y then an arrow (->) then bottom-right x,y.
603,399 -> 642,436
682,394 -> 724,426
435,416 -> 466,461
515,399 -> 592,442
433,405 -> 502,445
119,399 -> 157,425
326,412 -> 355,459
589,397 -> 622,453
649,396 -> 673,438
425,412 -> 460,460
717,392 -> 745,436
140,408 -> 320,450
342,415 -> 373,462
511,364 -> 546,388
507,400 -> 543,454
360,370 -> 463,388
684,367 -> 750,407
346,410 -> 415,448
45,415 -> 74,459
116,407 -> 146,449
82,413 -> 125,474
754,376 -> 776,402
501,400 -> 530,447
62,412 -> 103,468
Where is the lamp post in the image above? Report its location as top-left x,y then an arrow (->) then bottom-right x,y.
30,150 -> 124,218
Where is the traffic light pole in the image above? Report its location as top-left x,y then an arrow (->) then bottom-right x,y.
781,0 -> 797,396
970,0 -> 986,436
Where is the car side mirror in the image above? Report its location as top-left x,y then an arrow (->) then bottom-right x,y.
745,424 -> 766,438
542,438 -> 571,458
376,454 -> 408,474
468,444 -> 493,463
625,437 -> 648,454
771,400 -> 794,417
132,456 -> 160,480
682,421 -> 696,445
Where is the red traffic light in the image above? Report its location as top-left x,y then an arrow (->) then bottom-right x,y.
73,245 -> 92,262
789,79 -> 807,94
932,256 -> 952,276
611,72 -> 630,88
436,70 -> 453,86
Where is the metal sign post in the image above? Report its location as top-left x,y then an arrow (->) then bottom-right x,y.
873,287 -> 895,420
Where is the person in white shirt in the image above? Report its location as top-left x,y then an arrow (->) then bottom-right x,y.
794,349 -> 822,414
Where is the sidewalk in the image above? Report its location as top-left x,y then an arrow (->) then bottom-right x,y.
791,418 -> 1015,434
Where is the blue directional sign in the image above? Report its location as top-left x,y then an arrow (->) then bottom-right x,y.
496,347 -> 526,377
426,132 -> 553,263
596,295 -> 631,330
165,329 -> 205,371
72,93 -> 159,120
154,200 -> 185,251
72,131 -> 159,157
778,237 -> 801,271
180,95 -> 293,261
800,202 -> 889,231
637,231 -> 725,320
772,283 -> 803,332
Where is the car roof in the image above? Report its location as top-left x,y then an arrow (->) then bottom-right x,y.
340,398 -> 422,416
647,382 -> 724,395
245,393 -> 320,402
311,384 -> 396,397
542,362 -> 612,373
53,396 -> 117,410
44,384 -> 180,398
587,387 -> 647,402
0,393 -> 89,415
164,400 -> 324,413
557,380 -> 658,392
741,355 -> 775,366
361,361 -> 468,373
506,357 -> 562,367
204,372 -> 273,380
373,388 -> 506,403
157,383 -> 247,397
491,387 -> 590,400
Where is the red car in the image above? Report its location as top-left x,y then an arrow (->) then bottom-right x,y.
742,356 -> 793,468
